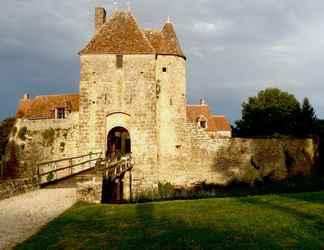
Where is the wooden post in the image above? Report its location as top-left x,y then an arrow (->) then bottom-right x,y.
0,161 -> 3,178
37,165 -> 40,185
129,170 -> 132,202
69,159 -> 73,175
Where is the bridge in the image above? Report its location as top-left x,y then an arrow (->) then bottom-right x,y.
37,153 -> 134,185
37,153 -> 134,203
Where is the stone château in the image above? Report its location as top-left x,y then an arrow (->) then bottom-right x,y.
14,7 -> 318,200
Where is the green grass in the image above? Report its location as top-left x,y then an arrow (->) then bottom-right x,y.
16,191 -> 324,250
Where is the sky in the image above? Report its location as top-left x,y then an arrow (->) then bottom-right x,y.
1,0 -> 324,123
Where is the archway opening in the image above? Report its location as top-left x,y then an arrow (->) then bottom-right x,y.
106,127 -> 131,160
103,127 -> 131,204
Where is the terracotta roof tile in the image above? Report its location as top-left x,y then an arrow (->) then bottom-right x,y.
17,94 -> 80,119
186,105 -> 210,122
80,11 -> 155,55
210,116 -> 231,131
159,23 -> 185,59
144,29 -> 163,53
16,99 -> 32,118
186,104 -> 231,132
80,10 -> 185,59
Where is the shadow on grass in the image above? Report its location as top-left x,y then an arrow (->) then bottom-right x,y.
238,195 -> 324,246
15,194 -> 324,250
131,202 -> 284,250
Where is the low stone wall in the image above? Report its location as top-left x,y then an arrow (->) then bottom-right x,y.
8,115 -> 80,178
159,123 -> 319,188
0,177 -> 39,201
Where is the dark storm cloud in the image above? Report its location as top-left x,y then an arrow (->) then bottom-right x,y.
1,0 -> 324,122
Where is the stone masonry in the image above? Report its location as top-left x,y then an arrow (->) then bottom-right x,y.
13,8 -> 319,201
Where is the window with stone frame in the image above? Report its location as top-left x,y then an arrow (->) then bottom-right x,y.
200,120 -> 207,129
116,55 -> 123,69
197,116 -> 208,129
56,108 -> 66,119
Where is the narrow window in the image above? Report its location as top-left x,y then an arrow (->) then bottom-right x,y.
116,55 -> 123,69
56,108 -> 65,119
162,67 -> 167,72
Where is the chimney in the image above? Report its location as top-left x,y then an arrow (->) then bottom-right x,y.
23,93 -> 30,101
95,7 -> 106,33
200,98 -> 206,105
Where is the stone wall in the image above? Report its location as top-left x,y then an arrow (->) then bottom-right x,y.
159,122 -> 319,187
8,113 -> 79,178
79,54 -> 159,194
156,55 -> 189,187
0,178 -> 39,201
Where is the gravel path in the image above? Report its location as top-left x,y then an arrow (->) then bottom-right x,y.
0,188 -> 77,250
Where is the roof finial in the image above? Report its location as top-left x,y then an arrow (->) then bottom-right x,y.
167,16 -> 171,23
126,1 -> 131,12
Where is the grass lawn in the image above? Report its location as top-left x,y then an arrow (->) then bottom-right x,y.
16,191 -> 324,250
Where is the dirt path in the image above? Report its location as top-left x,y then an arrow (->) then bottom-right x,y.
0,188 -> 77,250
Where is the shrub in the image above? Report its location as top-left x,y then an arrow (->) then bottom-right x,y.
12,127 -> 17,136
4,141 -> 19,178
47,172 -> 54,182
42,128 -> 55,146
18,127 -> 28,141
132,176 -> 324,203
0,117 -> 16,156
158,182 -> 175,199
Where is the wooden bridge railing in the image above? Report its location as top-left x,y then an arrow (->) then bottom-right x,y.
96,154 -> 134,181
37,152 -> 102,185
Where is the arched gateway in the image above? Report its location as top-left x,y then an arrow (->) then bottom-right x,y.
102,126 -> 132,204
106,127 -> 131,160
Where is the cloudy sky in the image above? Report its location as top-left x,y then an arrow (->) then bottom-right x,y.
1,0 -> 324,123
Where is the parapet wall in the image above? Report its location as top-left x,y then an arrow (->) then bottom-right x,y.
159,122 -> 319,187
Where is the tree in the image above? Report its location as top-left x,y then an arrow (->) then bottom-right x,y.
0,117 -> 16,156
297,98 -> 317,135
235,88 -> 312,137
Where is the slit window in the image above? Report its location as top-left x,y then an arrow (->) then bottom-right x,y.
116,55 -> 123,69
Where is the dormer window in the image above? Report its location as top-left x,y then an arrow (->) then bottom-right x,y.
56,108 -> 66,119
197,116 -> 208,129
116,55 -> 123,69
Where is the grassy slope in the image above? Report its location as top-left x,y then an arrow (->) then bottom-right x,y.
16,191 -> 324,250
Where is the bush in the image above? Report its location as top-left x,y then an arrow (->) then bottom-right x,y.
4,141 -> 20,178
158,182 -> 175,199
47,172 -> 54,182
0,117 -> 16,156
42,128 -> 55,146
133,176 -> 324,203
12,127 -> 17,136
18,127 -> 28,141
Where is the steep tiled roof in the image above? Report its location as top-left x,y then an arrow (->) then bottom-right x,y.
80,11 -> 185,59
80,11 -> 155,55
186,105 -> 210,122
144,29 -> 163,53
16,94 -> 80,119
186,104 -> 231,132
16,99 -> 32,118
210,116 -> 231,131
159,23 -> 185,58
